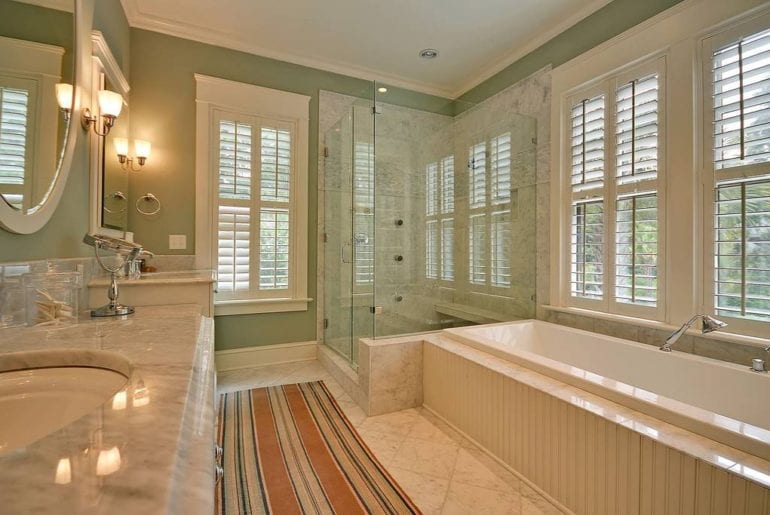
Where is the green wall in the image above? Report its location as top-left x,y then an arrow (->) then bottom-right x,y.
0,0 -> 686,349
0,0 -> 129,262
126,29 -> 453,349
457,0 -> 685,106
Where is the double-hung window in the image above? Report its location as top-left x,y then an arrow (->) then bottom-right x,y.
425,155 -> 455,281
195,75 -> 310,315
704,20 -> 770,333
468,132 -> 513,289
565,57 -> 665,317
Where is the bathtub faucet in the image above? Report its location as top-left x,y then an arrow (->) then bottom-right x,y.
660,314 -> 727,352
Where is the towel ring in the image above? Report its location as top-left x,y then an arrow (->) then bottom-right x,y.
103,191 -> 127,214
136,193 -> 161,216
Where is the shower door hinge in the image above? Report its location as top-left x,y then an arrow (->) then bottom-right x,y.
323,232 -> 328,243
372,105 -> 382,115
323,318 -> 329,329
323,146 -> 329,158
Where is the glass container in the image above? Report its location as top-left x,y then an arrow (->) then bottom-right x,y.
23,271 -> 82,326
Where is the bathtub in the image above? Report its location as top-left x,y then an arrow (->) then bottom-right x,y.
443,320 -> 770,462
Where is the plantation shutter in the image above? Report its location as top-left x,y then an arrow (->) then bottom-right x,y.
353,142 -> 374,288
711,28 -> 770,322
215,114 -> 294,299
614,74 -> 660,307
0,86 -> 31,208
570,93 -> 606,300
426,156 -> 455,282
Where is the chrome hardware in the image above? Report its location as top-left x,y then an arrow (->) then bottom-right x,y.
661,314 -> 727,352
83,233 -> 144,317
353,233 -> 369,245
395,219 -> 404,226
394,255 -> 403,262
214,444 -> 223,462
395,295 -> 403,302
751,358 -> 767,373
215,465 -> 224,484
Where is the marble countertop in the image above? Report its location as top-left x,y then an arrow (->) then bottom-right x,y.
88,270 -> 216,287
0,305 -> 216,514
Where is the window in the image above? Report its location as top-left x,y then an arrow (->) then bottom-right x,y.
468,133 -> 513,288
706,24 -> 770,329
564,58 -> 664,316
353,141 -> 374,289
195,75 -> 310,315
425,155 -> 455,281
0,84 -> 32,209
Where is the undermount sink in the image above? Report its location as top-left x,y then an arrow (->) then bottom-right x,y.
0,350 -> 130,455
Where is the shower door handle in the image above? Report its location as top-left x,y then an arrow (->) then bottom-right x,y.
342,243 -> 352,263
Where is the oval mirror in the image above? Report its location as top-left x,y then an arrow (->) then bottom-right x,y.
0,0 -> 84,234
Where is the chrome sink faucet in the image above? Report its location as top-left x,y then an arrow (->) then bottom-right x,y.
660,314 -> 727,352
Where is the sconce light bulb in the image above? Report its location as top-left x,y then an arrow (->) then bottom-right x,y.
113,137 -> 129,158
134,139 -> 151,160
55,83 -> 73,110
97,90 -> 123,118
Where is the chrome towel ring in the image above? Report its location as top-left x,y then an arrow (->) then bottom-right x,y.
103,191 -> 127,214
136,193 -> 161,216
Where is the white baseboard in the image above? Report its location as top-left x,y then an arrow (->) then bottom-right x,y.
215,341 -> 317,371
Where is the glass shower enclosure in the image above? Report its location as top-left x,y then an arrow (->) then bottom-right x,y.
319,83 -> 537,367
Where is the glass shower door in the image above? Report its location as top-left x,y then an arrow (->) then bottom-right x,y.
321,95 -> 375,366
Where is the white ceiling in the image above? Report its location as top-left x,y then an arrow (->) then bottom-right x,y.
122,0 -> 612,98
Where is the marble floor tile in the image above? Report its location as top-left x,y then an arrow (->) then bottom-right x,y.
442,481 -> 522,515
215,361 -> 562,514
389,437 -> 460,479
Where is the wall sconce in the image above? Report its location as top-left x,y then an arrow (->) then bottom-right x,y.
114,138 -> 151,171
82,90 -> 123,136
55,83 -> 72,121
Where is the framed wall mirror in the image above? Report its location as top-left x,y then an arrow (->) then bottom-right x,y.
0,0 -> 87,234
89,30 -> 129,237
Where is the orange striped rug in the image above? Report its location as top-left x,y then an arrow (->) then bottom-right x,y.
215,381 -> 421,514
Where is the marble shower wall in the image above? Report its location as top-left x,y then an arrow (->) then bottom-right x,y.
318,73 -> 551,356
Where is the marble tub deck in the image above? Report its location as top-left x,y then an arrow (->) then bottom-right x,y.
218,360 -> 563,515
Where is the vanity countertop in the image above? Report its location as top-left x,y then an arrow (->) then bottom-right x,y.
87,269 -> 216,287
0,304 -> 216,514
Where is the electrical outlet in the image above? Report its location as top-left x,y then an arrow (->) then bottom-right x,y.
169,234 -> 187,250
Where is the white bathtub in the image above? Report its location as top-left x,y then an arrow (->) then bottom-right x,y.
444,320 -> 770,461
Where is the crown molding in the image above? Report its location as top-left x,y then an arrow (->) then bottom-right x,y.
120,0 -> 455,98
449,0 -> 614,98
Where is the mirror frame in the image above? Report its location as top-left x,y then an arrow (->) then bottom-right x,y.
89,30 -> 130,238
0,0 -> 88,234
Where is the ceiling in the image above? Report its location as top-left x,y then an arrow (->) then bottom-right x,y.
121,0 -> 610,98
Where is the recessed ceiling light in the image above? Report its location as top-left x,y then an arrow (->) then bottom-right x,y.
419,48 -> 439,59
377,87 -> 388,93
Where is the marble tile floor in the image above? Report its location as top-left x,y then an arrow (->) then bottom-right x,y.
217,360 -> 563,515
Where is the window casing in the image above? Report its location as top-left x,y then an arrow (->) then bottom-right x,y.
703,18 -> 770,334
564,57 -> 666,318
426,155 -> 455,282
195,75 -> 309,315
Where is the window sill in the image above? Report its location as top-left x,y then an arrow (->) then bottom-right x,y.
541,305 -> 770,350
215,297 -> 312,316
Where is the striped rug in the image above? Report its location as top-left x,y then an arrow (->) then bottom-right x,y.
215,381 -> 421,515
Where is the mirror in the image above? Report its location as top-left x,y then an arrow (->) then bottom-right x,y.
0,0 -> 85,234
90,31 -> 129,234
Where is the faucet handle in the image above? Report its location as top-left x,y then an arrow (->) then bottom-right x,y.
751,358 -> 767,373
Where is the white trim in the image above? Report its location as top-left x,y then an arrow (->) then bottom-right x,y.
195,74 -> 310,314
451,0 -> 614,98
215,297 -> 312,316
120,0 -> 453,98
89,30 -> 130,239
550,0 -> 770,334
121,0 -> 612,99
0,0 -> 88,234
215,340 -> 317,371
